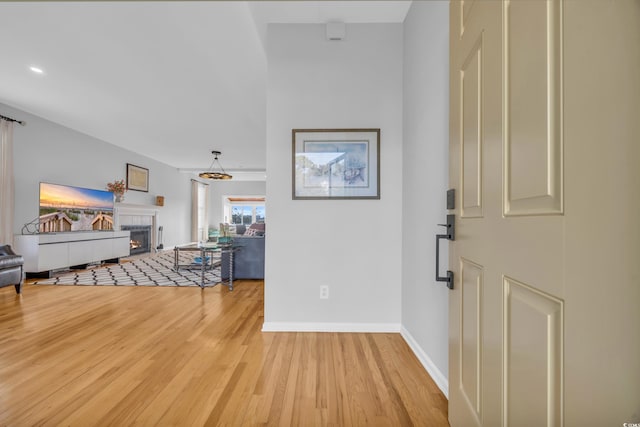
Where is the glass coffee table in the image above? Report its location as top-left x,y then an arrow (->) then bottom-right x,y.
173,243 -> 239,290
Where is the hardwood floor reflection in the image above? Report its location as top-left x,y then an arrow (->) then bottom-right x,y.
0,282 -> 448,426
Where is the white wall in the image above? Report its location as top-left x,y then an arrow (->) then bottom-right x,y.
208,180 -> 266,228
264,23 -> 403,331
401,2 -> 450,395
1,103 -> 192,248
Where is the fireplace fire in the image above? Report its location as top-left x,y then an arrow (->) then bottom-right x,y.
131,238 -> 143,251
121,225 -> 152,255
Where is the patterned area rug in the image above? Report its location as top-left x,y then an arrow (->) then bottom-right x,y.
32,251 -> 223,287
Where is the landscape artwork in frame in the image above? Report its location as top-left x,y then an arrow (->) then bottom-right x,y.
292,129 -> 380,199
126,163 -> 149,192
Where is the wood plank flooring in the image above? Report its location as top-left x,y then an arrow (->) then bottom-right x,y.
0,281 -> 448,426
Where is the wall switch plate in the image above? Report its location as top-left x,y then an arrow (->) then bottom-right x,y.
320,285 -> 329,299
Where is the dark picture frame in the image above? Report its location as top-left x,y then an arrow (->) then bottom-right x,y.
126,163 -> 149,192
292,129 -> 380,200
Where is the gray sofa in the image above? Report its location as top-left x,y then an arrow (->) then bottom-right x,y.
0,245 -> 24,294
221,236 -> 265,280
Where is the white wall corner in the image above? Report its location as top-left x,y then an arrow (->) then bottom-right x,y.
401,326 -> 449,398
262,322 -> 401,333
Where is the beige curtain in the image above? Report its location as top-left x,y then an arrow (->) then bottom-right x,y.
190,179 -> 209,242
0,120 -> 14,244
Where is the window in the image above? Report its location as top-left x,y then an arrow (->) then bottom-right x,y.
232,205 -> 251,225
231,204 -> 265,225
191,180 -> 209,242
223,196 -> 266,226
255,206 -> 265,223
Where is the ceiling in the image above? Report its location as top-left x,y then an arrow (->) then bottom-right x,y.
0,1 -> 411,175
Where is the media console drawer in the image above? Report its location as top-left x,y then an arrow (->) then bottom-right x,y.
14,231 -> 130,276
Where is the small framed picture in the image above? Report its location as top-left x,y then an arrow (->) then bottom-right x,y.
126,163 -> 149,192
292,128 -> 380,199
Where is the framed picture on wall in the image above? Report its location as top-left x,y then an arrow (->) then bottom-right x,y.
126,163 -> 149,192
292,128 -> 380,200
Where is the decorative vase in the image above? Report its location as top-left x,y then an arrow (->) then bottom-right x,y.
115,194 -> 124,203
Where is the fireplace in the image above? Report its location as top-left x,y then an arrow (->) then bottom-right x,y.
121,225 -> 152,255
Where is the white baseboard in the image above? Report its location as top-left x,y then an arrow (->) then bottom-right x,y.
261,322 -> 401,333
401,326 -> 449,398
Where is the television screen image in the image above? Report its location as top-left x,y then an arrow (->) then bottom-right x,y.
39,182 -> 114,233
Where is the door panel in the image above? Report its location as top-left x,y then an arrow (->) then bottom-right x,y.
461,37 -> 483,218
460,258 -> 483,424
504,277 -> 563,427
450,2 -> 501,426
449,0 -> 640,426
460,0 -> 478,39
503,0 -> 563,215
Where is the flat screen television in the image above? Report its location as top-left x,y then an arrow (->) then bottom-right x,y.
39,182 -> 114,233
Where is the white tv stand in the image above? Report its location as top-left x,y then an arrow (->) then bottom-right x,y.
14,231 -> 130,277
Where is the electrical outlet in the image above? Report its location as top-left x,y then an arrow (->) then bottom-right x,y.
320,285 -> 329,299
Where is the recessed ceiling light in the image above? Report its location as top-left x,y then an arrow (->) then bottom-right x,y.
29,66 -> 44,74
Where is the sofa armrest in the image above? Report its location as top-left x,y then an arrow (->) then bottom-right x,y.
221,236 -> 265,280
0,245 -> 24,270
0,245 -> 17,257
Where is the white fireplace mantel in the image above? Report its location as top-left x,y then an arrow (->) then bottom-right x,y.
114,203 -> 162,252
115,202 -> 162,213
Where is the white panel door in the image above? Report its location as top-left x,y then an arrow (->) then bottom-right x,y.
448,1 -> 640,426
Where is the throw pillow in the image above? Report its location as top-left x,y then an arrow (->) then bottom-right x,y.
244,228 -> 258,236
249,223 -> 266,232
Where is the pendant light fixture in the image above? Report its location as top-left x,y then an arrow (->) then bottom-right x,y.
199,150 -> 232,180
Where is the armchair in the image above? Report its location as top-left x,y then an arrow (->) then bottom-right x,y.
0,245 -> 24,294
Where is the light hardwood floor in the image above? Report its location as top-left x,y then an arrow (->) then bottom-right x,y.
0,281 -> 448,426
